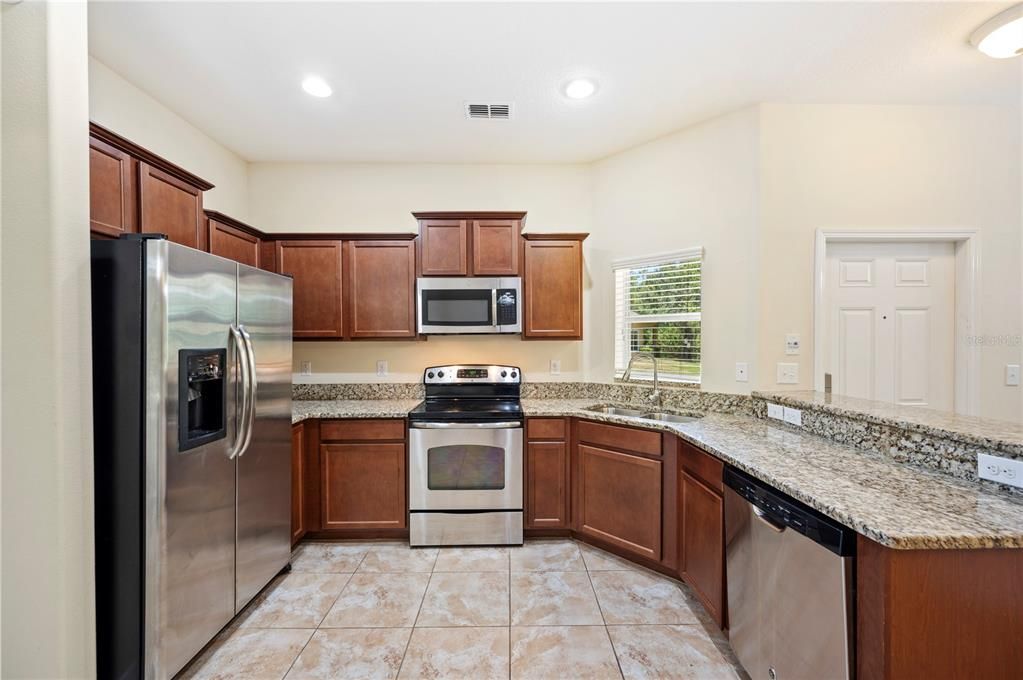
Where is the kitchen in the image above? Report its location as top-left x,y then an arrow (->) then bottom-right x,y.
3,1 -> 1023,679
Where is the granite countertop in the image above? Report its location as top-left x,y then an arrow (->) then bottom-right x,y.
291,397 -> 1023,550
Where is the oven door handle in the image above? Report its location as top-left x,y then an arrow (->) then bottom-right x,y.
410,421 -> 523,429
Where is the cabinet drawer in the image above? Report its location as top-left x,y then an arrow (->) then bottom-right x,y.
527,417 -> 567,441
680,441 -> 723,493
320,419 -> 406,442
578,420 -> 661,457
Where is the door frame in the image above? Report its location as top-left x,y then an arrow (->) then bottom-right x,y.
813,229 -> 979,415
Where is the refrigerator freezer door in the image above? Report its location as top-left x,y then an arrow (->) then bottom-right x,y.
156,242 -> 240,678
234,263 -> 293,611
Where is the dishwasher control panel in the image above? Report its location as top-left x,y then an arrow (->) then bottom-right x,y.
724,467 -> 855,556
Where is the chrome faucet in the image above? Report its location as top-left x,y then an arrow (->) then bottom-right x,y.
622,352 -> 661,406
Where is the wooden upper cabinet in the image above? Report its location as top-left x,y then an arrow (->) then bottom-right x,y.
522,234 -> 587,339
472,219 -> 521,275
139,162 -> 205,249
418,219 -> 468,275
89,136 -> 136,238
277,240 -> 344,339
258,240 -> 277,273
346,240 -> 417,339
206,211 -> 260,268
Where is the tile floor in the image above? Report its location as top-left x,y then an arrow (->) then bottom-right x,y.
178,539 -> 746,680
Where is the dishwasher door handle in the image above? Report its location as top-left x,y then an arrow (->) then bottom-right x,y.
753,506 -> 787,533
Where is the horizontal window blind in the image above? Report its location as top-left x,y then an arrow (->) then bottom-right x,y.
614,250 -> 702,383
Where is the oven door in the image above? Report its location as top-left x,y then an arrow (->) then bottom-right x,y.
417,277 -> 521,334
409,421 -> 523,510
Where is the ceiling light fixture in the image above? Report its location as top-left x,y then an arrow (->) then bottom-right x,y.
301,75 -> 333,98
563,78 -> 597,100
970,3 -> 1023,58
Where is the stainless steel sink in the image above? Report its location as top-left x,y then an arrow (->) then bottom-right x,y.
584,405 -> 649,417
640,412 -> 703,424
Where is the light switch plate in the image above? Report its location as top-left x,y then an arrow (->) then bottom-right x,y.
978,452 -> 1023,489
783,406 -> 803,427
735,362 -> 749,382
376,360 -> 388,377
776,362 -> 799,384
767,403 -> 784,420
300,361 -> 312,376
785,333 -> 801,355
550,359 -> 561,375
1006,364 -> 1020,387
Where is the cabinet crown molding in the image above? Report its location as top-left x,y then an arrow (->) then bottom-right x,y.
90,122 -> 215,191
412,211 -> 527,221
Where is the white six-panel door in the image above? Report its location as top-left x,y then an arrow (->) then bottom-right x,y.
825,242 -> 955,411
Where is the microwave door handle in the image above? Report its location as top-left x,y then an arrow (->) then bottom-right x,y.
491,289 -> 498,327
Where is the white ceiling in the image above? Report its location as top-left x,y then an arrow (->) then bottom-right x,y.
88,1 -> 1021,164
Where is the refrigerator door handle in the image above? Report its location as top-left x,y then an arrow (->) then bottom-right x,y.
237,325 -> 258,457
228,324 -> 252,459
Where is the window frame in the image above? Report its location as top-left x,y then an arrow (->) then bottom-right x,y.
612,247 -> 704,384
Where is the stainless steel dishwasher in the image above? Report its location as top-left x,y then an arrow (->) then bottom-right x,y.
724,467 -> 856,680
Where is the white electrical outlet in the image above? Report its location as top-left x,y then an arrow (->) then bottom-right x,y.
300,361 -> 312,376
776,362 -> 799,384
978,452 -> 1023,489
767,403 -> 784,420
550,359 -> 561,375
1006,364 -> 1021,387
376,360 -> 388,377
735,362 -> 749,382
785,333 -> 801,355
783,406 -> 803,427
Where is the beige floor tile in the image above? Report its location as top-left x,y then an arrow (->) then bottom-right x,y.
579,544 -> 642,572
590,571 -> 701,624
510,626 -> 622,679
290,542 -> 368,573
358,546 -> 438,573
178,627 -> 313,680
510,540 -> 586,572
321,572 -> 430,628
608,625 -> 742,679
511,571 -> 604,626
235,573 -> 350,628
433,547 -> 509,572
415,572 -> 510,627
398,627 -> 509,680
285,628 -> 412,680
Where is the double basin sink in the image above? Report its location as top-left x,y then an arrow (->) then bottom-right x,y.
585,404 -> 702,424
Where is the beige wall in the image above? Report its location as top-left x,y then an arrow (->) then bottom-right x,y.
758,103 -> 1022,421
3,1 -> 96,676
89,57 -> 250,219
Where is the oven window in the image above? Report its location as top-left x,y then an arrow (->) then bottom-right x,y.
427,445 -> 505,490
422,289 -> 493,326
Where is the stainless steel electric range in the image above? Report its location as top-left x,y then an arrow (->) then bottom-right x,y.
407,365 -> 523,547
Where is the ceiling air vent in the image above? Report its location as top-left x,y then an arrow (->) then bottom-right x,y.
465,103 -> 512,120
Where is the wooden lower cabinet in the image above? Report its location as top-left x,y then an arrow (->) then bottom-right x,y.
321,442 -> 406,530
525,441 -> 570,528
576,443 -> 662,561
679,471 -> 724,627
291,423 -> 306,546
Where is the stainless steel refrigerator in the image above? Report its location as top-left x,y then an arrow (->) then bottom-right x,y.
91,235 -> 293,680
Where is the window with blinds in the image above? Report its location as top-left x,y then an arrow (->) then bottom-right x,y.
613,248 -> 702,383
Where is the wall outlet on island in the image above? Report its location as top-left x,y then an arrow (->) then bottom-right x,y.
300,361 -> 312,376
978,453 -> 1023,490
550,359 -> 561,375
376,360 -> 388,377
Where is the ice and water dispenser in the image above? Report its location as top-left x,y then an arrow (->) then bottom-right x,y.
178,349 -> 227,451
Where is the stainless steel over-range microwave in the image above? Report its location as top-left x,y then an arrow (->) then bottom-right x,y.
416,277 -> 522,334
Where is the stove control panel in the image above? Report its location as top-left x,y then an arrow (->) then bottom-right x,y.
424,364 -> 520,384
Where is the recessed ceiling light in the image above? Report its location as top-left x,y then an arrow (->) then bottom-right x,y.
301,75 -> 333,98
563,78 -> 597,100
970,3 -> 1023,58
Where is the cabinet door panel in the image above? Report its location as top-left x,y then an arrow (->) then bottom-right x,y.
277,240 -> 343,339
291,424 -> 306,545
419,219 -> 468,275
578,444 -> 662,560
348,240 -> 416,338
139,162 -> 204,249
258,239 -> 277,273
321,443 -> 406,530
208,218 -> 259,267
89,136 -> 136,238
680,471 -> 724,627
472,219 -> 520,275
523,239 -> 583,339
526,441 -> 569,528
